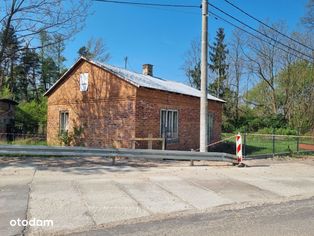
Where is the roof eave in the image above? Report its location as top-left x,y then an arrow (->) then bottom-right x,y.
44,57 -> 87,97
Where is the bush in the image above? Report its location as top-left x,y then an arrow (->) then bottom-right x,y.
15,98 -> 47,133
58,126 -> 84,146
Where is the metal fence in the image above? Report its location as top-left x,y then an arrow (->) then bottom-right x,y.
216,133 -> 314,158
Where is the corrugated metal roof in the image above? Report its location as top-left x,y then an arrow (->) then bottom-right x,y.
92,60 -> 225,102
45,57 -> 225,103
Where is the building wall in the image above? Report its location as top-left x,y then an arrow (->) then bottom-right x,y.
47,61 -> 137,147
135,88 -> 223,150
0,102 -> 16,134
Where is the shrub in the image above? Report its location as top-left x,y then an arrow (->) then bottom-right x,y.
58,126 -> 84,146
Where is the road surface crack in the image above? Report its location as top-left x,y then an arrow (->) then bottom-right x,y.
72,181 -> 97,226
21,168 -> 36,236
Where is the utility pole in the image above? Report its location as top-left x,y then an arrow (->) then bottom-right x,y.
200,0 -> 209,152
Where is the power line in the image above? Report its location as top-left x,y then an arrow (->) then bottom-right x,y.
223,0 -> 314,51
94,0 -> 312,61
93,0 -> 200,8
209,10 -> 310,62
209,3 -> 313,60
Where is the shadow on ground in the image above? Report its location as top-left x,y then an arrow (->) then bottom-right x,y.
0,156 -> 231,175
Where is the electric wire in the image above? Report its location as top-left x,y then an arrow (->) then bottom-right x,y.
93,0 -> 200,8
209,10 -> 310,62
209,3 -> 313,60
223,0 -> 314,51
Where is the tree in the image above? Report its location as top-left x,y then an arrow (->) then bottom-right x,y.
38,31 -> 62,91
0,26 -> 20,96
277,61 -> 314,133
182,39 -> 201,89
244,23 -> 287,115
52,34 -> 66,76
228,29 -> 245,124
0,0 -> 91,69
302,0 -> 314,30
209,28 -> 229,99
15,47 -> 40,101
78,46 -> 94,60
78,38 -> 111,62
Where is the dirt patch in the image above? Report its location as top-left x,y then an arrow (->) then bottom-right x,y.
299,143 -> 314,151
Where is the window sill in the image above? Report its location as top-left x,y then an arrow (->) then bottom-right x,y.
166,138 -> 179,144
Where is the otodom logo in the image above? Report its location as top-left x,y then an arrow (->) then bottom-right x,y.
10,218 -> 53,227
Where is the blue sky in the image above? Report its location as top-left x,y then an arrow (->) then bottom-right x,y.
64,0 -> 309,83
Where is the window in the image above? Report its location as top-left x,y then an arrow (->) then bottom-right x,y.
60,111 -> 69,133
80,73 -> 88,91
160,109 -> 178,139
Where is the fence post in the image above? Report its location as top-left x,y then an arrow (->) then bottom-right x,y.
243,130 -> 247,158
296,129 -> 300,154
272,129 -> 275,157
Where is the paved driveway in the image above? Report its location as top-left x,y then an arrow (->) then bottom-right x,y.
0,157 -> 313,235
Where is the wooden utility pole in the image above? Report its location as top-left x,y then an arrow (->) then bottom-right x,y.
200,0 -> 209,152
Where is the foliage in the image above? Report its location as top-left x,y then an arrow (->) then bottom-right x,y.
302,0 -> 314,30
58,126 -> 84,146
245,60 -> 314,133
209,28 -> 229,98
182,39 -> 202,89
15,98 -> 47,134
78,37 -> 111,62
187,62 -> 201,90
0,84 -> 13,99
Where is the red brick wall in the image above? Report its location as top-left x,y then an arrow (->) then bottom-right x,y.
135,88 -> 223,150
47,60 -> 137,148
47,60 -> 223,150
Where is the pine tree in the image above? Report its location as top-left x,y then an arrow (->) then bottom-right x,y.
0,26 -> 20,97
16,47 -> 40,101
39,31 -> 60,91
209,28 -> 229,98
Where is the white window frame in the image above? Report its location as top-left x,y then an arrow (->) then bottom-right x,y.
59,111 -> 69,133
79,73 -> 89,92
160,109 -> 178,140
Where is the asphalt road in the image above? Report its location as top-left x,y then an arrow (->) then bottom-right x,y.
73,198 -> 314,236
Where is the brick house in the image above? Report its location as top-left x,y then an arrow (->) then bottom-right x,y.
45,57 -> 224,150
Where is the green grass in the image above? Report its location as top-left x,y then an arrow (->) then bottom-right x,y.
245,136 -> 297,155
0,138 -> 47,146
220,133 -> 314,156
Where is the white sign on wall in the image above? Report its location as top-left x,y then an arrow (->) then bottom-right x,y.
80,73 -> 88,91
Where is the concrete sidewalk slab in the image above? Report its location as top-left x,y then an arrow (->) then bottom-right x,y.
0,185 -> 29,236
116,180 -> 192,214
77,180 -> 149,225
27,181 -> 94,235
150,176 -> 233,210
189,178 -> 280,203
217,166 -> 314,198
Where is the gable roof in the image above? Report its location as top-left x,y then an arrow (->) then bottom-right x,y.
44,57 -> 225,103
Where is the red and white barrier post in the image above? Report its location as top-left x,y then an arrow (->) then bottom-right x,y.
236,133 -> 243,164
